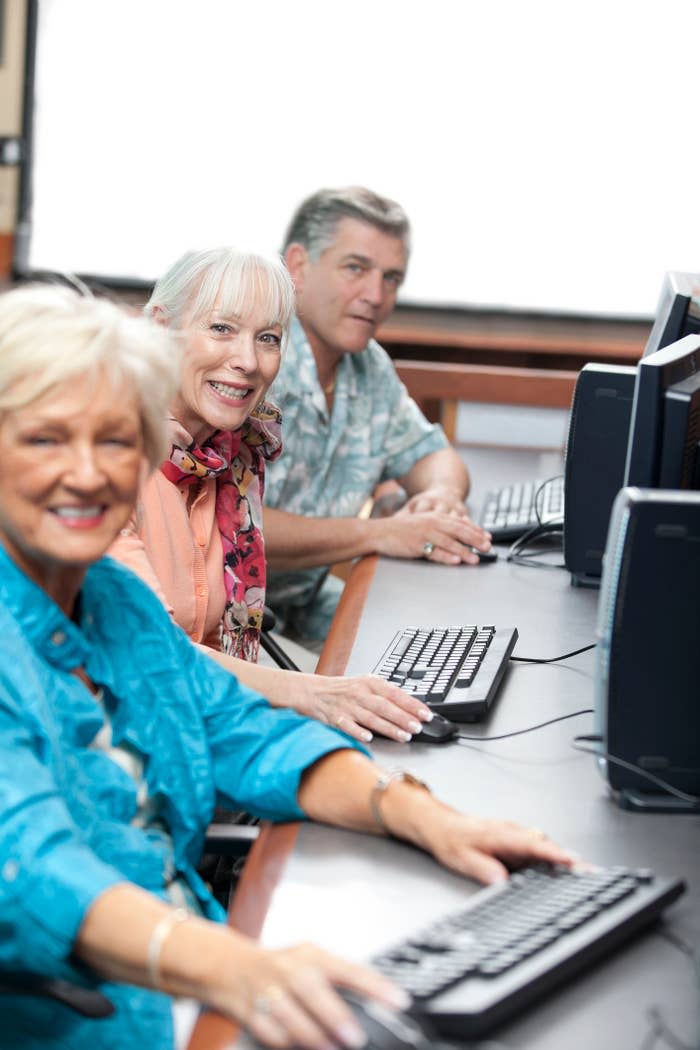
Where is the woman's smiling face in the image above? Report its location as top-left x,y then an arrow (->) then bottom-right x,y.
171,295 -> 283,445
0,370 -> 144,602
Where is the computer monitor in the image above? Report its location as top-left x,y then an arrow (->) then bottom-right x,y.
642,271 -> 700,357
624,333 -> 700,490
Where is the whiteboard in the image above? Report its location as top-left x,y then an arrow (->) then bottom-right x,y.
25,0 -> 700,317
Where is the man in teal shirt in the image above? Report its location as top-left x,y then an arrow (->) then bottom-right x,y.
264,186 -> 492,643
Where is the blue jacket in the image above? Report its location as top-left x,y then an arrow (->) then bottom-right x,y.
0,546 -> 362,1048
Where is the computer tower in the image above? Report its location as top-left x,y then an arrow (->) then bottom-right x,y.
594,487 -> 700,811
564,364 -> 636,586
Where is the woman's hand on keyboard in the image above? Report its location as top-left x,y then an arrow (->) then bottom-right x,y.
296,673 -> 433,744
378,784 -> 576,884
418,809 -> 577,884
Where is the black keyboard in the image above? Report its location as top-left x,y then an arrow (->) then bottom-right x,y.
479,476 -> 564,542
371,625 -> 518,721
372,864 -> 685,1038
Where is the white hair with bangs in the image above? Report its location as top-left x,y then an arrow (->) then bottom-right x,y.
0,283 -> 180,467
145,247 -> 296,352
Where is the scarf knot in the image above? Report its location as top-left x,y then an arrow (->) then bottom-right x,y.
160,399 -> 282,660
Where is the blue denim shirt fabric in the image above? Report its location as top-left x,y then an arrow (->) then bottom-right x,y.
265,316 -> 448,637
0,545 -> 363,1048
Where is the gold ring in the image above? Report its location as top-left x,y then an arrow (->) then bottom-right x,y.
253,985 -> 285,1016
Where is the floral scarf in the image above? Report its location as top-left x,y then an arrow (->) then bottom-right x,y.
160,400 -> 282,662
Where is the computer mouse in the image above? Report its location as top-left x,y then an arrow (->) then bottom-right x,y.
469,546 -> 498,563
337,990 -> 437,1050
412,712 -> 459,743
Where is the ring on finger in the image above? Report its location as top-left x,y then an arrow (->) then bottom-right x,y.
422,541 -> 435,557
253,984 -> 285,1016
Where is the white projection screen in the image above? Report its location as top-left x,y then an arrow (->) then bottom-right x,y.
22,0 -> 700,317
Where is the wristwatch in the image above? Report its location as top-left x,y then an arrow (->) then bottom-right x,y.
369,769 -> 431,835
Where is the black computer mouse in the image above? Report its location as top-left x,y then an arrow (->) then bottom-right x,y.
412,712 -> 459,743
337,990 -> 437,1050
468,546 -> 498,563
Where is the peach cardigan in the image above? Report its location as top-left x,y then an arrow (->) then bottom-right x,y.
110,469 -> 227,650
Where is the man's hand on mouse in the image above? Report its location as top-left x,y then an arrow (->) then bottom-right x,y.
368,511 -> 493,565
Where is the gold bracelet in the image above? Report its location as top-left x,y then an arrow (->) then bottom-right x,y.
146,907 -> 189,988
369,770 -> 431,835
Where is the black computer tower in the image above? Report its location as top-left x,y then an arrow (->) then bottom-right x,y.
594,487 -> 700,811
564,364 -> 636,586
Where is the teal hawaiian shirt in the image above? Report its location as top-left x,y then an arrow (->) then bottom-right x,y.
265,316 -> 448,638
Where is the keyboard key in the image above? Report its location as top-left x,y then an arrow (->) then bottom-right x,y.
372,865 -> 677,1000
479,476 -> 564,542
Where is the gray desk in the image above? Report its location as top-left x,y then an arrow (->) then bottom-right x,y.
190,453 -> 699,1050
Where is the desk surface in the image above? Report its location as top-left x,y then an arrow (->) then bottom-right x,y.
190,451 -> 699,1050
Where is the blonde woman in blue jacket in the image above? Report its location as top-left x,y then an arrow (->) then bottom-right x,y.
0,284 -> 571,1050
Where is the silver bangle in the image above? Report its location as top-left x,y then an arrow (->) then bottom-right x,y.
146,907 -> 189,988
369,770 -> 431,835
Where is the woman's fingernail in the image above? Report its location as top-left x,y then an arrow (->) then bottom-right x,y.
386,986 -> 412,1010
421,709 -> 434,721
397,730 -> 412,742
408,720 -> 422,734
337,1022 -> 367,1048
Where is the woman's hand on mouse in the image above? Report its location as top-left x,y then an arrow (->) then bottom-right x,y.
295,673 -> 433,744
211,939 -> 408,1049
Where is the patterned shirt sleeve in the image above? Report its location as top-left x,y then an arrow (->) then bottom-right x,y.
367,343 -> 449,482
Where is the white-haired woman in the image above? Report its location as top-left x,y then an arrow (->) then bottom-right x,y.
0,285 -> 572,1050
110,247 -> 434,745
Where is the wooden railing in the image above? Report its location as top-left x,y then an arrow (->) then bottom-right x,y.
377,306 -> 650,441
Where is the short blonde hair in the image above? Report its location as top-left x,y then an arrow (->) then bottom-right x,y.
0,283 -> 179,467
145,247 -> 296,351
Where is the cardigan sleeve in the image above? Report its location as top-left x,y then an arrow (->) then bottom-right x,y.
172,627 -> 370,822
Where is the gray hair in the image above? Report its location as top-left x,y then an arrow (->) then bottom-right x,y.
282,186 -> 411,260
0,283 -> 179,467
145,247 -> 296,350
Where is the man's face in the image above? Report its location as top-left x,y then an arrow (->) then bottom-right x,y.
288,217 -> 407,360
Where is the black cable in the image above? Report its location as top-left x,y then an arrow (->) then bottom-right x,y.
506,520 -> 565,569
638,1005 -> 697,1050
511,643 -> 596,663
639,931 -> 700,1050
572,736 -> 700,807
533,474 -> 564,528
658,928 -> 698,961
457,708 -> 593,743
